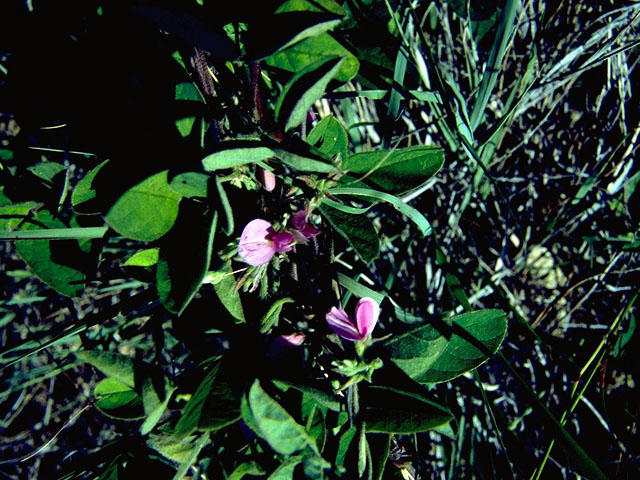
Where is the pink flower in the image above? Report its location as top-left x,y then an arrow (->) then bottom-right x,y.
325,297 -> 379,342
238,219 -> 294,266
257,167 -> 276,192
290,211 -> 319,243
277,332 -> 306,347
267,332 -> 306,359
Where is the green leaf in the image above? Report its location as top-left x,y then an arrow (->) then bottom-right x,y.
303,399 -> 326,452
276,0 -> 346,15
272,147 -> 340,174
245,380 -> 317,456
105,170 -> 181,242
246,11 -> 344,60
360,385 -> 453,433
276,56 -> 345,131
174,361 -> 240,438
76,351 -> 136,387
302,452 -> 330,479
94,377 -> 145,420
71,160 -> 109,214
140,376 -> 176,435
212,261 -> 245,323
266,33 -> 359,83
12,210 -> 87,296
171,434 -> 210,480
0,202 -> 41,231
175,81 -> 204,103
337,272 -> 385,305
202,146 -> 275,171
27,161 -> 66,182
157,202 -> 217,315
384,321 -> 449,382
77,349 -> 173,428
273,380 -> 341,412
0,226 -> 107,240
124,248 -> 159,267
228,462 -> 266,480
169,172 -> 209,198
341,146 -> 444,194
328,187 -> 432,237
260,297 -> 295,333
334,427 -> 357,470
367,433 -> 390,480
306,115 -> 349,163
318,203 -> 379,264
214,175 -> 234,235
419,309 -> 508,383
267,460 -> 299,480
147,433 -> 201,464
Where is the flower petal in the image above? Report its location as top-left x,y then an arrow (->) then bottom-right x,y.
258,167 -> 276,192
271,231 -> 295,252
355,297 -> 379,339
277,333 -> 306,347
325,307 -> 362,341
238,219 -> 276,265
291,211 -> 308,231
291,211 -> 319,240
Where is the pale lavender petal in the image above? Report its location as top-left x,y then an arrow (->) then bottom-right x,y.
277,333 -> 306,347
258,167 -> 276,192
238,219 -> 276,265
271,231 -> 295,252
355,297 -> 379,339
326,307 -> 362,341
290,229 -> 308,243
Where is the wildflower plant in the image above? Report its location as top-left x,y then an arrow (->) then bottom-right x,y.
13,1 -> 613,479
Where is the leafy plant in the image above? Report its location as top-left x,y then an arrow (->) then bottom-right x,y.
3,1 -> 635,479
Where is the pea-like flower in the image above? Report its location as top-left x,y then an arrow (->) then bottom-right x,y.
290,211 -> 320,243
238,219 -> 294,266
325,297 -> 379,342
257,166 -> 276,192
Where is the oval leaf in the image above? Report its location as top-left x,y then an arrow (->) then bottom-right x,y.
260,297 -> 295,333
212,261 -> 245,323
174,361 -> 240,438
318,203 -> 379,264
276,56 -> 345,132
246,380 -> 316,456
266,33 -> 359,82
360,385 -> 453,433
71,160 -> 109,214
202,146 -> 275,171
105,170 -> 181,242
94,377 -> 145,420
76,350 -> 136,387
157,201 -> 217,315
341,146 -> 444,194
416,309 -> 508,384
384,322 -> 449,382
306,115 -> 348,164
169,172 -> 209,198
12,210 -> 87,296
124,248 -> 159,267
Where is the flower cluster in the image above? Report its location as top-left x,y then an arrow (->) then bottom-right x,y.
238,212 -> 319,266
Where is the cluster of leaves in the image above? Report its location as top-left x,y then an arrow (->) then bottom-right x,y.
0,1 -> 515,479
